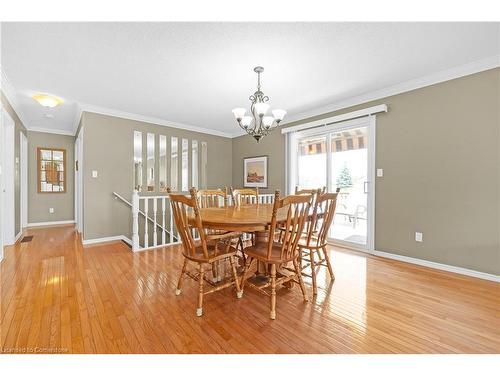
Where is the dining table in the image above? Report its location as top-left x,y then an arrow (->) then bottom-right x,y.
192,203 -> 287,244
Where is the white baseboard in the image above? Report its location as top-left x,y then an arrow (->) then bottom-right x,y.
82,235 -> 132,246
132,241 -> 181,252
27,220 -> 75,228
373,250 -> 500,283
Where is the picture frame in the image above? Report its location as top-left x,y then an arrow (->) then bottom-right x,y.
243,155 -> 268,188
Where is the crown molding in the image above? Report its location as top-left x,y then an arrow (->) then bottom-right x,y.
79,103 -> 234,138
26,127 -> 75,136
278,54 -> 500,128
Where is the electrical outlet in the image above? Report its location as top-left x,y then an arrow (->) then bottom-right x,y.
49,208 -> 54,214
92,170 -> 98,178
415,232 -> 423,242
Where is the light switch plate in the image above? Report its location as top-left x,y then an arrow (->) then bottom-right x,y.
49,208 -> 54,214
415,232 -> 423,242
92,170 -> 98,178
377,168 -> 384,177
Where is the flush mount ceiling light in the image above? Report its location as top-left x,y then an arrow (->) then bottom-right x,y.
232,66 -> 286,143
32,93 -> 63,108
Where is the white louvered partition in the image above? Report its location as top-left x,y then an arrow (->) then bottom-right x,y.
131,190 -> 275,252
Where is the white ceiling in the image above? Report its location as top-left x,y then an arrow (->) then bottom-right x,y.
1,22 -> 499,136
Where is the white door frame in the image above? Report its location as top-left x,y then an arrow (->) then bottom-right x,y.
0,108 -> 3,261
292,115 -> 376,253
20,131 -> 28,229
75,126 -> 84,233
1,107 -> 16,250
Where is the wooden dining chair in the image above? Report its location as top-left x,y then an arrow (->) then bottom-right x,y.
239,190 -> 313,320
278,186 -> 326,242
295,186 -> 326,197
298,190 -> 339,296
230,187 -> 260,246
168,187 -> 243,317
197,187 -> 245,268
197,188 -> 229,208
230,187 -> 259,206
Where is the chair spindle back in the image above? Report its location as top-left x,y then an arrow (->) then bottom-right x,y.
197,188 -> 228,208
167,187 -> 209,260
230,187 -> 259,206
306,189 -> 339,247
268,190 -> 312,261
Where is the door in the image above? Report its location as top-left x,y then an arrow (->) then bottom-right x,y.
329,122 -> 372,250
1,107 -> 16,250
294,116 -> 375,252
20,131 -> 28,229
0,107 -> 3,260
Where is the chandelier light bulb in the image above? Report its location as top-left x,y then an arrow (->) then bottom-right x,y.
254,102 -> 269,117
232,108 -> 246,120
241,116 -> 253,128
272,109 -> 287,122
262,116 -> 274,128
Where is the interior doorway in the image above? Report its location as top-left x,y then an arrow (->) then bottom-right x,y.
1,106 -> 16,258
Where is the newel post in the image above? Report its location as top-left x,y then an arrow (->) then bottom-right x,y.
132,189 -> 140,251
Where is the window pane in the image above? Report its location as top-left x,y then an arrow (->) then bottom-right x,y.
147,133 -> 155,191
330,126 -> 368,246
159,135 -> 167,192
181,138 -> 189,191
53,150 -> 64,160
297,136 -> 327,189
201,142 -> 207,189
133,131 -> 142,192
192,140 -> 198,189
170,137 -> 178,191
41,150 -> 52,160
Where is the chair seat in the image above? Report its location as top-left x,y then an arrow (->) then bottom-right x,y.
298,235 -> 323,248
183,239 -> 237,263
243,241 -> 296,264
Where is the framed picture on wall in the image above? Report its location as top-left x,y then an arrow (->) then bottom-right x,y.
243,156 -> 268,188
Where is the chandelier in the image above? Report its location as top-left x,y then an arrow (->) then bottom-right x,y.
232,66 -> 286,142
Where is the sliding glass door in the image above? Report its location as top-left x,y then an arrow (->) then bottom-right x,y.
293,116 -> 375,251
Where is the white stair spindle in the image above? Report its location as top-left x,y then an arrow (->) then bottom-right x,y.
132,190 -> 140,251
169,200 -> 174,243
144,198 -> 149,247
153,198 -> 158,247
162,198 -> 166,245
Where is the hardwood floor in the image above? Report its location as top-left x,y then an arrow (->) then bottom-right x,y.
1,225 -> 499,353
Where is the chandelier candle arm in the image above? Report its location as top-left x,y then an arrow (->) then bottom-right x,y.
232,66 -> 286,142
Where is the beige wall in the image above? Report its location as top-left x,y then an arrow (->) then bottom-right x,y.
232,68 -> 500,275
27,131 -> 75,223
81,111 -> 233,241
1,92 -> 27,236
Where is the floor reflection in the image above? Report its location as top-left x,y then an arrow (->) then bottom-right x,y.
310,248 -> 367,333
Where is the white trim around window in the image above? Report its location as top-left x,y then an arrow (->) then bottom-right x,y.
281,104 -> 387,135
